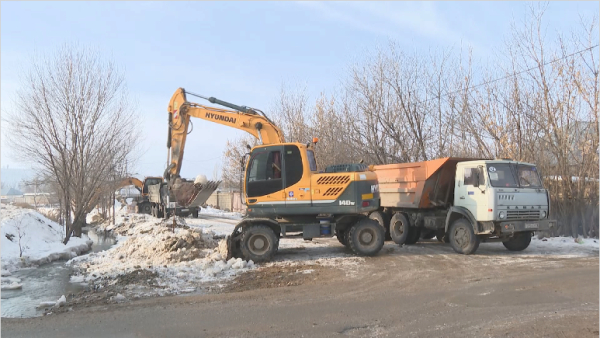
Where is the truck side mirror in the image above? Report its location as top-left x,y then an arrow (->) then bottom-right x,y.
473,173 -> 480,188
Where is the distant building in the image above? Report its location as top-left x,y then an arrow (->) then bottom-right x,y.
1,187 -> 24,203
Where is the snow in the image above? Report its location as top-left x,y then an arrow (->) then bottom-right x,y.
1,204 -> 93,273
528,236 -> 599,257
67,213 -> 255,298
55,295 -> 66,307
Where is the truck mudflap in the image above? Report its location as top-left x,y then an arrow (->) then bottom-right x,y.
499,219 -> 557,233
171,178 -> 221,208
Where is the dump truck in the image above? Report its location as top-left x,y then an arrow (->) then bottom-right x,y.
164,88 -> 385,262
368,157 -> 557,254
147,174 -> 220,219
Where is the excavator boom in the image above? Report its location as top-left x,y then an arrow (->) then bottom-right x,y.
165,88 -> 284,208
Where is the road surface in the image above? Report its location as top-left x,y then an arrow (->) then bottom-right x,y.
2,239 -> 598,338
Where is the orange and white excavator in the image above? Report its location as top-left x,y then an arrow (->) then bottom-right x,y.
164,88 -> 385,262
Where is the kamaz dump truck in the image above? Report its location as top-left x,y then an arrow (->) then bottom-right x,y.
368,157 -> 557,254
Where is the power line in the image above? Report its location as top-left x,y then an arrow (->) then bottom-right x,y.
422,44 -> 599,104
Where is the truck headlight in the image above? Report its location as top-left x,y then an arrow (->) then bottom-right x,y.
540,210 -> 546,219
499,211 -> 506,219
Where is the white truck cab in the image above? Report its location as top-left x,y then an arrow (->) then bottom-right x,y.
451,160 -> 556,252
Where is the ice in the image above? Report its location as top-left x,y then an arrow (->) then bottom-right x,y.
55,295 -> 66,307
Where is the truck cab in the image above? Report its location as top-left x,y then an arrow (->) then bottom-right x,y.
447,160 -> 556,253
454,160 -> 554,232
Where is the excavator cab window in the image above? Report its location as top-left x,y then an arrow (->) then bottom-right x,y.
246,146 -> 284,197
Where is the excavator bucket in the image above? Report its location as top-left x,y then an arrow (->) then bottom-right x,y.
170,177 -> 222,208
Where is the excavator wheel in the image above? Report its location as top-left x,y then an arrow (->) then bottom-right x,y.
347,218 -> 385,256
336,229 -> 349,247
369,210 -> 391,241
240,224 -> 278,263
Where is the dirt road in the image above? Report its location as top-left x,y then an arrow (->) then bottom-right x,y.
3,239 -> 598,338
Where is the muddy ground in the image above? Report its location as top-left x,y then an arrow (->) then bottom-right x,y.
3,238 -> 599,338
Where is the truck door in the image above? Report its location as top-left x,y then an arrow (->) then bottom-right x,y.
456,165 -> 487,219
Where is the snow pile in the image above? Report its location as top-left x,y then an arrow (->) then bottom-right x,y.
528,236 -> 599,257
68,214 -> 255,297
200,206 -> 243,219
1,204 -> 93,272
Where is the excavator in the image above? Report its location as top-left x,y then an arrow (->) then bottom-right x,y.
85,176 -> 160,215
165,88 -> 385,262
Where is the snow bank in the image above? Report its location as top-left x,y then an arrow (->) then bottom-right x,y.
528,236 -> 599,257
200,206 -> 243,219
1,204 -> 93,273
68,213 -> 254,297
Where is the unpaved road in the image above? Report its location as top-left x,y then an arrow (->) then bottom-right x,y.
3,239 -> 598,338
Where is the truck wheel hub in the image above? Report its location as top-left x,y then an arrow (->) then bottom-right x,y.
453,227 -> 469,248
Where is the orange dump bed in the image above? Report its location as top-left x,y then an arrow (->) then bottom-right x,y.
373,158 -> 474,209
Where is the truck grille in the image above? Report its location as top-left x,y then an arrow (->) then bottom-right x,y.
506,210 -> 540,220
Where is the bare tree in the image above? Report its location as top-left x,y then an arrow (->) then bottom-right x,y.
5,44 -> 140,244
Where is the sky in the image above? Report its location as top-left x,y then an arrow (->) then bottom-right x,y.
1,1 -> 597,181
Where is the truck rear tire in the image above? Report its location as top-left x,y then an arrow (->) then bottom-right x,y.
347,218 -> 384,256
140,203 -> 151,215
240,225 -> 278,262
389,213 -> 412,245
369,210 -> 391,241
448,218 -> 480,254
502,232 -> 532,251
421,229 -> 436,240
405,226 -> 421,244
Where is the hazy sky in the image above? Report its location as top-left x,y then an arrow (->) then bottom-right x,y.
1,1 -> 596,179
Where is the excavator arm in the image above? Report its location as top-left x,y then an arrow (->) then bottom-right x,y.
166,88 -> 284,179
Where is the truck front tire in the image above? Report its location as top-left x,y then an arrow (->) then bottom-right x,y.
448,218 -> 480,255
240,225 -> 278,262
502,232 -> 532,251
347,218 -> 385,256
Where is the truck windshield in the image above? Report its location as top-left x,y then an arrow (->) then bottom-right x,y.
516,165 -> 542,188
487,163 -> 543,188
486,164 -> 518,187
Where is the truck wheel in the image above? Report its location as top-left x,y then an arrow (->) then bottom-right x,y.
435,228 -> 448,243
405,226 -> 421,245
336,229 -> 349,247
191,209 -> 199,218
389,213 -> 411,245
348,218 -> 385,256
502,232 -> 532,251
448,218 -> 480,254
421,229 -> 436,240
240,225 -> 278,262
369,211 -> 391,241
141,204 -> 151,215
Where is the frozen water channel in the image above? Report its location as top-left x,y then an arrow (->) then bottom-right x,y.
1,228 -> 116,318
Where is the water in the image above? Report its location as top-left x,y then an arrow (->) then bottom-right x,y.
1,228 -> 116,318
